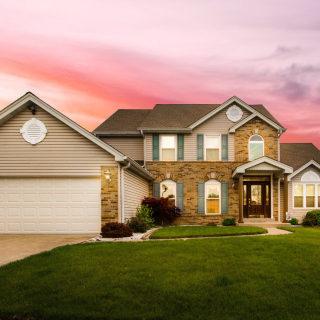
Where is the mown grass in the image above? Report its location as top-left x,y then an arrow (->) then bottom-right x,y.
149,226 -> 268,239
1,228 -> 320,320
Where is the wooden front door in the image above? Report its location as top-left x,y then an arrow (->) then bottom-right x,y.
243,182 -> 271,218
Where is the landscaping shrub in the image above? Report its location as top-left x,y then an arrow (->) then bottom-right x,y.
100,222 -> 133,238
301,210 -> 320,227
136,205 -> 155,228
142,197 -> 181,225
222,218 -> 236,226
206,222 -> 217,226
289,218 -> 299,225
126,217 -> 149,233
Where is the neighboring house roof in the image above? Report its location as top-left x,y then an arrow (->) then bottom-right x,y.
280,143 -> 320,171
93,109 -> 151,134
93,96 -> 283,133
0,92 -> 155,180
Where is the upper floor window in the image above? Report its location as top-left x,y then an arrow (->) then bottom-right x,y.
205,136 -> 220,161
161,180 -> 176,204
249,135 -> 264,161
160,135 -> 176,161
205,180 -> 221,214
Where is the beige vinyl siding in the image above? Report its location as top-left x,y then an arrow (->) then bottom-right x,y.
145,107 -> 250,161
101,137 -> 144,161
0,107 -> 116,176
123,169 -> 149,220
288,166 -> 320,222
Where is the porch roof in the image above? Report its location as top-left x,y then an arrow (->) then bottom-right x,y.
232,156 -> 293,179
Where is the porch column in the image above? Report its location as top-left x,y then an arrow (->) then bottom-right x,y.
282,173 -> 289,223
238,173 -> 244,223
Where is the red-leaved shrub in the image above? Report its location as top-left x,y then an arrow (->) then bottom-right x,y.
141,197 -> 181,225
100,222 -> 133,238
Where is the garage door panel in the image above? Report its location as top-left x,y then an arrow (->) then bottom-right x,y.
0,178 -> 101,234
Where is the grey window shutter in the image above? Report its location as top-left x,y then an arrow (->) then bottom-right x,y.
153,182 -> 160,198
221,182 -> 229,214
177,182 -> 184,213
197,134 -> 204,160
177,134 -> 184,161
153,134 -> 159,161
221,134 -> 228,161
198,182 -> 205,214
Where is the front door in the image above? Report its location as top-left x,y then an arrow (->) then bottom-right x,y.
243,182 -> 271,218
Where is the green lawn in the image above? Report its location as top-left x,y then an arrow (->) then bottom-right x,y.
1,228 -> 320,319
150,226 -> 268,239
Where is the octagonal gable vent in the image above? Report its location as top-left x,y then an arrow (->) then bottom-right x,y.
20,118 -> 47,145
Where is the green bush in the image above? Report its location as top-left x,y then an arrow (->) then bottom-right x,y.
136,205 -> 155,228
302,210 -> 320,227
100,222 -> 133,238
289,218 -> 299,225
222,218 -> 236,226
126,217 -> 149,233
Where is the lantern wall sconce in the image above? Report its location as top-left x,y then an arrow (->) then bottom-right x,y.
104,170 -> 111,182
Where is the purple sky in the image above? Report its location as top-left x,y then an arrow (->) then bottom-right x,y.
0,1 -> 319,146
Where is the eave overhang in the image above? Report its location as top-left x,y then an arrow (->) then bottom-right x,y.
288,160 -> 320,181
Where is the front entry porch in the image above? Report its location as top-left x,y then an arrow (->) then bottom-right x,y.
232,157 -> 293,224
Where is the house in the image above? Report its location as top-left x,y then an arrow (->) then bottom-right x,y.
0,93 -> 319,234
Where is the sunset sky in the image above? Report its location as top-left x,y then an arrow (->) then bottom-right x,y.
0,1 -> 319,146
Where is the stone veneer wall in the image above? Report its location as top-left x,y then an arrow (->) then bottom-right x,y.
101,166 -> 118,225
145,162 -> 279,225
234,117 -> 279,162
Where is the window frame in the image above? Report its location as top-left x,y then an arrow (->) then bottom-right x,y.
292,183 -> 320,209
205,179 -> 221,214
204,135 -> 221,161
249,135 -> 264,161
160,180 -> 176,205
160,134 -> 177,161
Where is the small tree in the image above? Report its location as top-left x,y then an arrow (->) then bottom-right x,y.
141,197 -> 181,225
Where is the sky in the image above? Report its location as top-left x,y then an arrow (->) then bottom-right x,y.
0,0 -> 319,146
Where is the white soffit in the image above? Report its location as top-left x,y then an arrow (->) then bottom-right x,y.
248,163 -> 282,171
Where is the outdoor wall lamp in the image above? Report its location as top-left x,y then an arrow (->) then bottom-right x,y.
104,170 -> 111,182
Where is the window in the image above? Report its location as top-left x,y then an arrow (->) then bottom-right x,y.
205,180 -> 220,214
294,184 -> 303,208
160,135 -> 176,161
249,135 -> 264,160
293,183 -> 320,208
205,136 -> 220,161
161,180 -> 176,204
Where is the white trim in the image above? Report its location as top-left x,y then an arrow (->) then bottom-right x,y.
118,163 -> 122,223
160,134 -> 177,161
288,160 -> 320,181
205,179 -> 221,215
228,112 -> 284,133
292,182 -> 320,209
232,156 -> 293,178
188,96 -> 285,132
249,135 -> 264,161
160,180 -> 176,205
204,135 -> 221,161
278,177 -> 281,221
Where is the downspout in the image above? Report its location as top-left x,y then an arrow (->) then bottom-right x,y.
117,163 -> 121,223
278,177 -> 281,221
121,162 -> 131,223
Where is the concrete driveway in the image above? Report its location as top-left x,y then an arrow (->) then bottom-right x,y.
0,234 -> 98,267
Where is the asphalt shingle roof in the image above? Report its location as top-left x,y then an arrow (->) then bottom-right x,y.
280,143 -> 320,171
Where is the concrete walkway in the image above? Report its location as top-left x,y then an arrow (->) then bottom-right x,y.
0,234 -> 98,267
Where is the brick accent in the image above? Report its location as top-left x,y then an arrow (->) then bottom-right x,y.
101,166 -> 118,225
145,161 -> 279,225
235,117 -> 279,162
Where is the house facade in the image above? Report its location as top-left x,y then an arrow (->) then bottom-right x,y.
0,93 -> 319,234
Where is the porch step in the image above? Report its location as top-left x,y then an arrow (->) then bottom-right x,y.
243,218 -> 275,223
238,222 -> 287,228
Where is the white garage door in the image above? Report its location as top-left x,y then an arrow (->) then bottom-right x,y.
0,178 -> 101,234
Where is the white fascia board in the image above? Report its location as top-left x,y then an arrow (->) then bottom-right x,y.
124,156 -> 155,180
137,128 -> 192,133
232,156 -> 293,178
288,160 -> 320,181
229,113 -> 284,133
0,93 -> 125,162
188,96 -> 257,129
